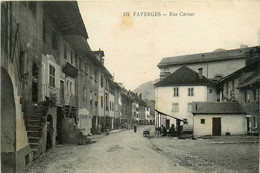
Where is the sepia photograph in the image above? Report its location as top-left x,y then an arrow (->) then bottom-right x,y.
1,0 -> 259,172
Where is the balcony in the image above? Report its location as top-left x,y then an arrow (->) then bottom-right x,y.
41,84 -> 78,106
63,62 -> 78,78
41,84 -> 60,104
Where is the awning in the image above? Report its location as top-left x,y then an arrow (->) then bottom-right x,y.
63,62 -> 78,78
155,109 -> 187,122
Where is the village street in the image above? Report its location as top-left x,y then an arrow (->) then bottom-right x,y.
27,126 -> 259,173
27,126 -> 194,173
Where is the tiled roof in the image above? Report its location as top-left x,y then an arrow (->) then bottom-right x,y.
154,66 -> 212,87
239,71 -> 260,88
158,46 -> 259,68
192,102 -> 246,114
215,57 -> 260,86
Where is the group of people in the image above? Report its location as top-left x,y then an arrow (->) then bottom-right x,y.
156,124 -> 176,136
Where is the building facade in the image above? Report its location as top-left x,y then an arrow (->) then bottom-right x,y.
215,49 -> 260,134
157,47 -> 258,80
193,102 -> 247,136
154,66 -> 217,131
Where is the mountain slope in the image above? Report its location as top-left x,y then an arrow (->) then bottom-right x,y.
133,80 -> 159,100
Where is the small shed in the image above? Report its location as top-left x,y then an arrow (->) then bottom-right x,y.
192,102 -> 247,136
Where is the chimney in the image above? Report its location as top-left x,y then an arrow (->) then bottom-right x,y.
198,68 -> 203,79
139,93 -> 142,100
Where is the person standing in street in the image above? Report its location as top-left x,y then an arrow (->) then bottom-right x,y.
134,122 -> 137,133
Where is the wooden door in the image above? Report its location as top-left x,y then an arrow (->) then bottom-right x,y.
60,80 -> 64,104
212,118 -> 221,136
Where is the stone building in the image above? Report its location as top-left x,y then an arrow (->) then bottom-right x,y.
92,50 -> 113,133
138,96 -> 147,125
145,100 -> 156,125
114,82 -> 122,129
1,1 -> 100,171
1,1 -> 146,172
215,48 -> 260,134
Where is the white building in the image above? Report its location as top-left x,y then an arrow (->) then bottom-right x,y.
192,102 -> 247,136
154,66 -> 217,130
157,47 -> 259,80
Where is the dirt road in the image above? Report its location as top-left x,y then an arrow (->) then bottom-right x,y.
38,126 -> 194,173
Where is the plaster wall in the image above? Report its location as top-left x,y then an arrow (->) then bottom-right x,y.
155,86 -> 208,125
193,114 -> 247,136
161,58 -> 245,79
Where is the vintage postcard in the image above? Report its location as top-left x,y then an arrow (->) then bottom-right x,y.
1,0 -> 259,172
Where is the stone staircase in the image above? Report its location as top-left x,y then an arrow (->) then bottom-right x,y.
26,105 -> 46,157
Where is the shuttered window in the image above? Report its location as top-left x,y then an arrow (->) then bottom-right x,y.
49,65 -> 55,87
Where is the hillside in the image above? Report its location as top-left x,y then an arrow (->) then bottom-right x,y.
133,79 -> 159,100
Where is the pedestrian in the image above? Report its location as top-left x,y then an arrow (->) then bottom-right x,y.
97,124 -> 101,134
161,125 -> 167,136
134,122 -> 137,133
169,124 -> 176,136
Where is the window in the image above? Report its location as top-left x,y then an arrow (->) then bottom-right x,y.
188,88 -> 194,96
49,65 -> 55,87
64,43 -> 67,60
94,71 -> 97,82
101,96 -> 104,108
43,19 -> 46,42
66,80 -> 73,94
79,58 -> 82,70
253,89 -> 257,101
110,101 -> 112,110
105,95 -> 108,109
172,103 -> 179,112
85,62 -> 88,74
209,88 -> 212,93
90,90 -> 93,102
89,66 -> 92,78
173,88 -> 179,97
253,116 -> 256,128
106,79 -> 108,90
112,102 -> 114,111
101,75 -> 103,87
71,50 -> 74,65
201,119 -> 205,124
83,87 -> 86,101
52,30 -> 58,50
188,103 -> 192,112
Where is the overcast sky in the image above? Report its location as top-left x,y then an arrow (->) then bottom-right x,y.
78,1 -> 260,90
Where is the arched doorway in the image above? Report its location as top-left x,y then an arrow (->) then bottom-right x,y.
46,114 -> 53,151
1,67 -> 16,172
